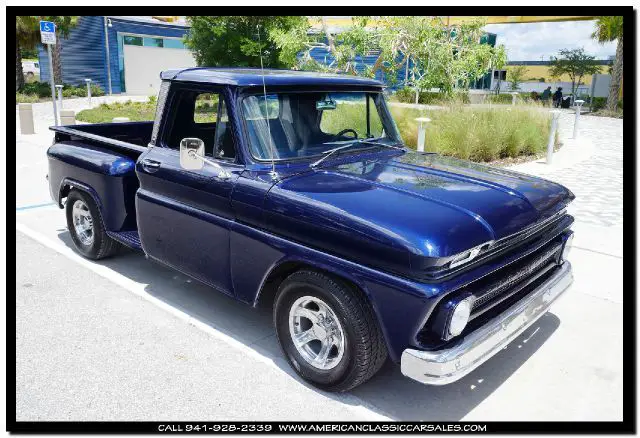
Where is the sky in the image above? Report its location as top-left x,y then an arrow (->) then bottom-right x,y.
484,20 -> 617,62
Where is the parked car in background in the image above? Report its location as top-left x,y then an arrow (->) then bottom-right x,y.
22,60 -> 40,80
46,68 -> 575,391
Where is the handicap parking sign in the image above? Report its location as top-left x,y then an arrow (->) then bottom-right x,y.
40,21 -> 56,45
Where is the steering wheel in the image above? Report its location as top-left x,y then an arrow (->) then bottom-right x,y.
331,129 -> 358,141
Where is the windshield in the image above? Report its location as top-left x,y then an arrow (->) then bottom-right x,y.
241,91 -> 402,161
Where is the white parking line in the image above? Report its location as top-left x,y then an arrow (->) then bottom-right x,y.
15,221 -> 393,422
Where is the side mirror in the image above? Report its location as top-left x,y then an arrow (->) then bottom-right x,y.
178,137 -> 232,180
180,137 -> 205,170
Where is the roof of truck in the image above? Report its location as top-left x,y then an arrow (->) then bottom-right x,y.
160,68 -> 384,88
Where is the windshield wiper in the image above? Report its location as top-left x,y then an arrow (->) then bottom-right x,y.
310,143 -> 360,168
310,139 -> 404,169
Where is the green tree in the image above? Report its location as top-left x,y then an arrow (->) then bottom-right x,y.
592,16 -> 623,111
549,48 -> 601,101
375,17 -> 506,99
16,16 -> 39,90
272,16 -> 506,102
507,65 -> 528,90
271,16 -> 377,75
184,16 -> 309,68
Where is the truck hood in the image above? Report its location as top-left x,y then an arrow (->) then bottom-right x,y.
263,151 -> 574,275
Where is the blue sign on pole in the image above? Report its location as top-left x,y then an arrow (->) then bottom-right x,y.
40,21 -> 56,44
40,21 -> 55,32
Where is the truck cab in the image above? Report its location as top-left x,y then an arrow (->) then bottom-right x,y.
47,68 -> 575,391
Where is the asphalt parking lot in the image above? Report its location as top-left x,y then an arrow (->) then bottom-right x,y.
15,99 -> 624,421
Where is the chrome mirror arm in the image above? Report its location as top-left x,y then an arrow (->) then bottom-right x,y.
187,150 -> 231,180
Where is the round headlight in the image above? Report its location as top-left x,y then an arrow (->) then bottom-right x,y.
448,298 -> 472,337
561,233 -> 574,262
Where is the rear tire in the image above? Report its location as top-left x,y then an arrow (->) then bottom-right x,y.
274,270 -> 387,392
65,189 -> 120,260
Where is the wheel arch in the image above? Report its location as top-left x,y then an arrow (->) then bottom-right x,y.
59,178 -> 108,229
254,259 -> 373,311
253,259 -> 391,355
58,178 -> 104,213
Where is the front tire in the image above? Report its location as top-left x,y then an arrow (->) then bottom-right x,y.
274,270 -> 387,392
65,189 -> 120,260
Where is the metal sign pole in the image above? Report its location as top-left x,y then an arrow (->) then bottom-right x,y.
47,44 -> 58,126
103,16 -> 113,95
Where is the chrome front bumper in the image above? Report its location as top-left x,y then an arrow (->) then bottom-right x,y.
401,262 -> 573,385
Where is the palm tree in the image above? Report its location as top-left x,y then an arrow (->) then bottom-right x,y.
16,16 -> 39,90
592,16 -> 623,111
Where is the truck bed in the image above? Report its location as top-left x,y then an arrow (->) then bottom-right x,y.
47,122 -> 152,241
51,121 -> 154,155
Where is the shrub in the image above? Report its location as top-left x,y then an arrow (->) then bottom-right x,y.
19,81 -> 51,98
591,97 -> 607,111
390,104 -> 556,162
486,93 -> 514,104
393,88 -> 469,105
15,93 -> 40,103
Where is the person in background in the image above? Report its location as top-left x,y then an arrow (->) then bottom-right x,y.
541,86 -> 552,106
553,87 -> 563,108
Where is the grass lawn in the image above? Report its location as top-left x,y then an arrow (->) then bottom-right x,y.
75,98 -> 558,163
76,100 -> 157,123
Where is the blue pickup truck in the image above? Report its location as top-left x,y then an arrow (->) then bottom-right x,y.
47,68 -> 575,391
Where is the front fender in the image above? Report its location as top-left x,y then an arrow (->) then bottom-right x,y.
229,220 -> 437,362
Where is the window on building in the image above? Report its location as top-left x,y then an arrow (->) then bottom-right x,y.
163,38 -> 185,49
123,35 -> 143,46
143,37 -> 164,48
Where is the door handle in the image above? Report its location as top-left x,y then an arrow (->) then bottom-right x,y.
141,159 -> 161,172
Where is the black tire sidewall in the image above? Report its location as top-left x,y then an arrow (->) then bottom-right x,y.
65,190 -> 106,259
274,274 -> 359,390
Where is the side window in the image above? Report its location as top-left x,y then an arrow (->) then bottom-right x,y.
163,89 -> 235,160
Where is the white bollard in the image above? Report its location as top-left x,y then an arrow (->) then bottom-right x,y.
572,99 -> 585,139
547,110 -> 562,165
511,92 -> 518,106
18,103 -> 35,135
112,117 -> 130,123
60,109 -> 76,125
84,78 -> 92,105
55,84 -> 64,111
415,117 -> 431,152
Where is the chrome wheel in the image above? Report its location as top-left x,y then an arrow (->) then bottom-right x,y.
72,200 -> 94,246
288,296 -> 345,370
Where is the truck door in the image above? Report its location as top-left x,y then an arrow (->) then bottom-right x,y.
136,86 -> 242,296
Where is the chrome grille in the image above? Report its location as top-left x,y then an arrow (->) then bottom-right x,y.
470,242 -> 562,314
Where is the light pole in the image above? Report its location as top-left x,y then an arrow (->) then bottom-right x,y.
415,117 -> 431,152
55,84 -> 63,110
103,16 -> 113,95
85,78 -> 92,105
573,99 -> 585,139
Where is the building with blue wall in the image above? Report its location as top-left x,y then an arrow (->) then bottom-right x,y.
38,16 -> 191,94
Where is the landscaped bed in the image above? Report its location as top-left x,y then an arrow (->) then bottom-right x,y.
76,98 -> 559,163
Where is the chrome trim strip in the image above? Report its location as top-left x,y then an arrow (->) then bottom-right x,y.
401,261 -> 573,385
